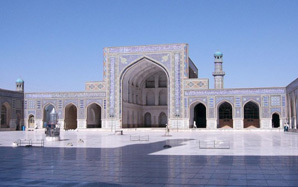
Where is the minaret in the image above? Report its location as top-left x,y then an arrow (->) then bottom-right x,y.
212,51 -> 225,89
16,78 -> 24,92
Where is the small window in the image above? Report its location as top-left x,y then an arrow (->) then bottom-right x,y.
159,74 -> 167,88
146,76 -> 155,88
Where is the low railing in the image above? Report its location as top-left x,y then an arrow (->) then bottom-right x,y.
17,139 -> 44,147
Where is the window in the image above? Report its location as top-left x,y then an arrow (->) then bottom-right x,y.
146,76 -> 155,88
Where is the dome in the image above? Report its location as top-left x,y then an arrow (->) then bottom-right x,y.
16,78 -> 24,83
214,51 -> 223,57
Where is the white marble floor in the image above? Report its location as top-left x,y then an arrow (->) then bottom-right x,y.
0,129 -> 297,156
1,129 -> 298,186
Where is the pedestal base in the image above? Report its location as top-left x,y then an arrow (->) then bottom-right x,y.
46,136 -> 60,141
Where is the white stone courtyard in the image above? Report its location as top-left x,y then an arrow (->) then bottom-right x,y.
1,129 -> 298,156
2,129 -> 298,186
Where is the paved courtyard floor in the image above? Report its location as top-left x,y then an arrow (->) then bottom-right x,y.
1,129 -> 298,186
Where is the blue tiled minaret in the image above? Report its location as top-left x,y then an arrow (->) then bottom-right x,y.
212,51 -> 225,89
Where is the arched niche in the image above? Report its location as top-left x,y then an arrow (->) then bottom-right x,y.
28,115 -> 35,128
218,102 -> 233,128
244,101 -> 260,128
272,113 -> 280,128
43,104 -> 55,128
87,103 -> 102,128
64,104 -> 77,130
158,112 -> 167,127
1,103 -> 11,128
120,57 -> 169,128
194,103 -> 207,128
144,112 -> 152,127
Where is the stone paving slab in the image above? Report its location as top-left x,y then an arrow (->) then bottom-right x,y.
0,130 -> 298,186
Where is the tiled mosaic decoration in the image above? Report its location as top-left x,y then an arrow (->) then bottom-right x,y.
85,82 -> 106,92
271,96 -> 281,106
184,79 -> 209,89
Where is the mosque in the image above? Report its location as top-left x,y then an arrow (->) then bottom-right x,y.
0,44 -> 297,131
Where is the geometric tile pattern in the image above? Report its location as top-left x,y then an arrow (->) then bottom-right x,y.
263,107 -> 270,118
185,88 -> 285,96
215,96 -> 234,105
85,81 -> 106,92
188,97 -> 207,106
271,96 -> 281,106
235,97 -> 241,107
209,97 -> 214,108
28,100 -> 35,109
184,79 -> 209,89
263,96 -> 269,107
271,107 -> 281,114
235,108 -> 241,118
243,96 -> 261,105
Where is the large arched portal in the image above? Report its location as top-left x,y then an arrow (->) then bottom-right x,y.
1,103 -> 11,128
121,58 -> 168,128
218,102 -> 233,128
64,104 -> 77,130
194,103 -> 207,128
87,103 -> 101,128
43,104 -> 55,128
244,101 -> 260,128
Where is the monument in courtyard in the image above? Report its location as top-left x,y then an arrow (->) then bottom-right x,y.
45,108 -> 60,141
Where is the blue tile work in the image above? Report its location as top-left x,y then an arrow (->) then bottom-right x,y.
209,98 -> 214,108
185,88 -> 285,96
118,55 -> 143,73
58,100 -> 62,109
263,96 -> 269,107
36,100 -> 41,109
174,53 -> 181,116
271,96 -> 281,106
184,45 -> 188,77
2,140 -> 298,186
282,96 -> 286,107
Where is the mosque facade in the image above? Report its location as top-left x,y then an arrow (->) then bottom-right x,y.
0,79 -> 24,130
1,44 -> 297,131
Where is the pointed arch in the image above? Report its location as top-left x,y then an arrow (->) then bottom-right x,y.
87,103 -> 102,128
189,101 -> 208,128
272,113 -> 280,128
120,57 -> 170,128
28,115 -> 35,128
193,103 -> 207,128
119,56 -> 170,80
43,104 -> 55,128
64,104 -> 77,130
244,101 -> 260,128
1,102 -> 11,128
217,101 -> 233,128
158,112 -> 167,127
42,102 -> 56,109
144,112 -> 152,127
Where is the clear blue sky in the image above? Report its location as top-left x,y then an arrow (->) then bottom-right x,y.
0,0 -> 297,92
